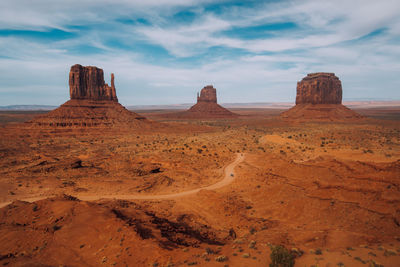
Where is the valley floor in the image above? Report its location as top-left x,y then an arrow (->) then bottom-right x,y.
0,108 -> 399,266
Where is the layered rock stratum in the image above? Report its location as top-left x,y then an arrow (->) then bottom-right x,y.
196,85 -> 217,103
29,65 -> 148,127
296,73 -> 342,104
69,64 -> 118,102
281,73 -> 362,121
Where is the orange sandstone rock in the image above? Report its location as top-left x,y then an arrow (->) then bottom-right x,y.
69,64 -> 118,102
296,73 -> 342,105
281,73 -> 362,121
28,64 -> 148,127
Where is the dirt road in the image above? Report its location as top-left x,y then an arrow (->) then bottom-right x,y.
0,153 -> 245,208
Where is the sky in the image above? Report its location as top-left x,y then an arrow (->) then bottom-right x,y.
0,0 -> 399,106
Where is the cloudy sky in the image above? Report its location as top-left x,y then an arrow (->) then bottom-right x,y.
0,0 -> 399,106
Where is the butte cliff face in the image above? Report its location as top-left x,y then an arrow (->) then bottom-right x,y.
185,85 -> 237,118
281,73 -> 362,121
69,64 -> 118,102
296,73 -> 342,105
29,64 -> 148,128
197,85 -> 217,103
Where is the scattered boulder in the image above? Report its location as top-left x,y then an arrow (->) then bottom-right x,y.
70,159 -> 83,169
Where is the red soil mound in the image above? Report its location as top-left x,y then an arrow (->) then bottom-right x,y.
280,104 -> 363,121
0,195 -> 226,266
27,99 -> 148,128
185,101 -> 238,118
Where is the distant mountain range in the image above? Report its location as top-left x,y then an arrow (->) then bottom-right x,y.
1,100 -> 399,111
127,102 -> 296,110
0,105 -> 57,111
127,101 -> 400,110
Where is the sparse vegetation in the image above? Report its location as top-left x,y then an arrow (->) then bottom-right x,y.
269,245 -> 294,267
242,253 -> 250,258
0,108 -> 399,266
215,255 -> 228,262
248,240 -> 256,249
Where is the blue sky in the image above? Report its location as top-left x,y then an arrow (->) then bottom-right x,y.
0,0 -> 399,105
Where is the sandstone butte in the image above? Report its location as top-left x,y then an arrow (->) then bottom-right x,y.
28,64 -> 148,127
281,72 -> 363,121
69,64 -> 118,102
184,85 -> 238,118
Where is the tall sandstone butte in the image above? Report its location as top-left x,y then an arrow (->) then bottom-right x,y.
29,64 -> 148,127
281,72 -> 362,121
296,73 -> 342,105
186,85 -> 238,118
69,64 -> 118,101
197,85 -> 217,103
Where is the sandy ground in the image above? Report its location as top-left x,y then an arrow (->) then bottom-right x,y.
0,107 -> 399,266
0,153 -> 244,207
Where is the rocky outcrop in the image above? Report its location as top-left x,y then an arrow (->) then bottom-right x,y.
28,64 -> 150,128
187,85 -> 237,118
160,85 -> 237,119
280,103 -> 363,121
281,73 -> 362,121
30,99 -> 147,127
197,85 -> 217,103
69,64 -> 117,102
296,73 -> 342,104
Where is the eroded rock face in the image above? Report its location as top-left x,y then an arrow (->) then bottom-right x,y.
69,64 -> 118,102
281,72 -> 362,121
296,73 -> 342,105
197,85 -> 217,103
184,85 -> 237,118
28,64 -> 151,128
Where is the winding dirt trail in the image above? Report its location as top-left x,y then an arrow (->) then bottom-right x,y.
0,153 -> 245,208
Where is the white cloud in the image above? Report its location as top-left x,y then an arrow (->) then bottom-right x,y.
136,15 -> 232,57
0,0 -> 222,30
132,0 -> 400,56
0,0 -> 399,105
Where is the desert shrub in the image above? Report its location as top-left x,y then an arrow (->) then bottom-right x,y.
205,247 -> 216,254
354,256 -> 366,264
269,245 -> 294,267
52,225 -> 62,231
215,255 -> 228,262
369,260 -> 384,267
248,240 -> 256,249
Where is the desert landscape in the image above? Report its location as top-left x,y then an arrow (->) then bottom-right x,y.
1,1 -> 400,266
0,65 -> 399,267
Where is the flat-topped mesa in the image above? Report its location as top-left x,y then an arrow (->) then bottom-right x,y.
296,72 -> 342,105
197,85 -> 217,103
281,72 -> 363,121
69,64 -> 118,102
